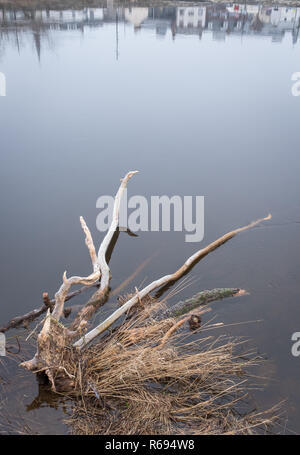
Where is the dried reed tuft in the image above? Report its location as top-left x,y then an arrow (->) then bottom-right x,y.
63,300 -> 280,435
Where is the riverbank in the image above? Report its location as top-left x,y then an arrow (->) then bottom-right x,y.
1,0 -> 300,10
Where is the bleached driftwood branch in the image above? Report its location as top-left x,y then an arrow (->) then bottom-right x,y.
51,217 -> 100,322
0,218 -> 101,333
19,216 -> 102,374
80,216 -> 99,273
74,214 -> 271,349
51,271 -> 100,322
20,171 -> 139,378
98,171 -> 139,291
70,171 -> 139,332
47,171 -> 138,327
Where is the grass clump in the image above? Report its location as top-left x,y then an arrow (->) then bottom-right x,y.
63,299 -> 280,435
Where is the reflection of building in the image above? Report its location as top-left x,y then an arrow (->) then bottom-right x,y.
174,6 -> 206,37
204,4 -> 300,43
177,7 -> 206,29
142,7 -> 176,37
0,7 -> 104,25
1,2 -> 300,59
270,7 -> 300,29
124,7 -> 148,29
258,6 -> 272,25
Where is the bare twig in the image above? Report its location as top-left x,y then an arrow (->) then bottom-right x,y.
79,216 -> 99,272
0,306 -> 47,333
0,287 -> 96,333
156,317 -> 190,349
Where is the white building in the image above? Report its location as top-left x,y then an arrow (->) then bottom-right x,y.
176,7 -> 206,29
124,8 -> 149,28
270,7 -> 300,28
226,4 -> 247,14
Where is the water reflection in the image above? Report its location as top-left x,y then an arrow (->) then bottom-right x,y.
1,1 -> 300,61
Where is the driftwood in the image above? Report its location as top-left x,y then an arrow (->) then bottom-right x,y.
10,170 -> 271,392
74,214 -> 270,349
70,171 -> 139,332
19,172 -> 137,381
153,288 -> 246,348
0,233 -> 150,333
154,287 -> 242,320
0,293 -> 76,333
0,232 -> 150,334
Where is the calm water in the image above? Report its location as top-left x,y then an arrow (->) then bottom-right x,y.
1,0 -> 300,434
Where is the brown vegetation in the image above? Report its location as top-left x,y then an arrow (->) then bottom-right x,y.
65,300 -> 280,434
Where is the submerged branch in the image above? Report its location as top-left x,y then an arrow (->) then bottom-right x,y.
0,283 -> 100,334
0,294 -> 75,333
154,287 -> 243,320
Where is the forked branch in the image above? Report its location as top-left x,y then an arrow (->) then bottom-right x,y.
52,171 -> 138,326
51,217 -> 100,322
70,171 -> 139,332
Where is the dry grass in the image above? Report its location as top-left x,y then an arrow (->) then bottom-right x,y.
60,299 -> 281,435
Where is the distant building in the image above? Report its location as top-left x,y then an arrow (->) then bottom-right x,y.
271,7 -> 300,29
0,3 -> 300,46
176,7 -> 206,29
124,8 -> 148,29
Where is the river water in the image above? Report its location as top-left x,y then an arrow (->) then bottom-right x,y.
0,0 -> 300,434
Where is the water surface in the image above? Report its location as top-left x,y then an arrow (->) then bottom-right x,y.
1,0 -> 300,434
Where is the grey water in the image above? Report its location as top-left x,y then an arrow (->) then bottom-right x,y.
1,0 -> 300,434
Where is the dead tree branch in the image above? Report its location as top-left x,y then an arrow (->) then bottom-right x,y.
153,287 -> 242,321
51,216 -> 100,322
0,293 -> 73,333
17,171 -> 271,396
70,171 -> 138,332
19,171 -> 139,381
74,214 -> 271,349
